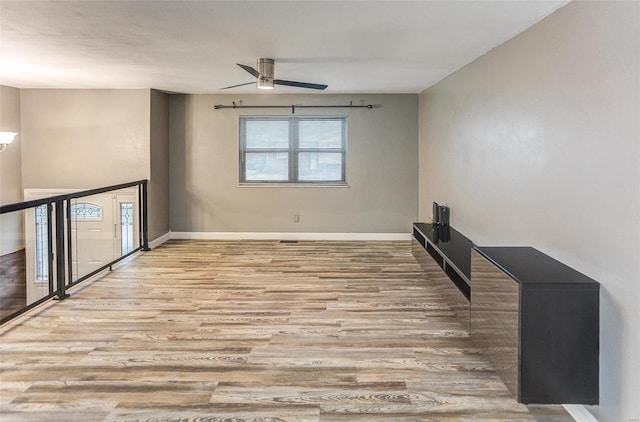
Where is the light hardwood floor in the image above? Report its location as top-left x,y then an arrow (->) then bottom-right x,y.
0,240 -> 573,421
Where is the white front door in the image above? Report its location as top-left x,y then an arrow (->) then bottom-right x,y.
24,189 -> 139,304
70,194 -> 115,280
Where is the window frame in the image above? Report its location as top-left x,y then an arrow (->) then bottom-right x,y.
239,116 -> 347,185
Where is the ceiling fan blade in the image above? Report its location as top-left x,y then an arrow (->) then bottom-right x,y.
237,63 -> 260,78
274,79 -> 328,90
220,81 -> 256,90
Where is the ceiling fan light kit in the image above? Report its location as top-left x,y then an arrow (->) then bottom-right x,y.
257,77 -> 274,90
221,58 -> 328,91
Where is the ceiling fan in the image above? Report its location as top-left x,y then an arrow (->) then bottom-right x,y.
221,58 -> 328,91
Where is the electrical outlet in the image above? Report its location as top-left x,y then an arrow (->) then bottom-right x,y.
293,213 -> 300,223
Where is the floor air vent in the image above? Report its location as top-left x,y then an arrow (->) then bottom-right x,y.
279,240 -> 299,244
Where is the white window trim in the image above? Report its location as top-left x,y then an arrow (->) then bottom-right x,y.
238,183 -> 350,188
239,116 -> 347,185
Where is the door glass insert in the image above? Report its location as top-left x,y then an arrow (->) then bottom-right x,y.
34,205 -> 48,282
70,203 -> 102,220
120,202 -> 134,255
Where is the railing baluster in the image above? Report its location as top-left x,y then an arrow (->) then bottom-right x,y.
138,183 -> 144,250
54,200 -> 69,300
142,181 -> 150,251
66,199 -> 73,288
46,203 -> 54,296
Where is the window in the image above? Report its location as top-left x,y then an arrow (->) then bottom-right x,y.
240,116 -> 346,184
70,203 -> 102,220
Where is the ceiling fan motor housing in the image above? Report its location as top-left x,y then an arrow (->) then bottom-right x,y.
257,58 -> 275,89
257,58 -> 275,78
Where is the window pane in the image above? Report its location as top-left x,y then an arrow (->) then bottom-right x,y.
245,152 -> 289,181
246,120 -> 289,149
298,152 -> 343,181
299,119 -> 343,148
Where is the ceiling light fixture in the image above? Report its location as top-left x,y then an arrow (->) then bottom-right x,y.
0,132 -> 17,152
257,76 -> 274,90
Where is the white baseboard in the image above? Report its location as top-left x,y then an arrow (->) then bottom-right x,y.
564,405 -> 599,422
170,232 -> 410,241
148,232 -> 171,249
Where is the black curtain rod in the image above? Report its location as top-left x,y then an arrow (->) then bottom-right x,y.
213,101 -> 373,114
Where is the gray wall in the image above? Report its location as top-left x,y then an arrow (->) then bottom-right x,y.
418,2 -> 639,420
170,94 -> 418,233
149,89 -> 170,241
18,88 -> 169,243
20,89 -> 151,189
0,85 -> 24,254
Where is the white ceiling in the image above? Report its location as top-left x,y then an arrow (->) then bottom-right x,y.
0,0 -> 568,94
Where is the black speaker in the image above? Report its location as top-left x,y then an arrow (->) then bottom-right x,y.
439,205 -> 450,227
432,202 -> 440,226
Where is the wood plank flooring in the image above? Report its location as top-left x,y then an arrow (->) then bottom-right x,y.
0,240 -> 573,421
0,249 -> 26,321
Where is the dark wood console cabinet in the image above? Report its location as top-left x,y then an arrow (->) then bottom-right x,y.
471,247 -> 599,404
412,223 -> 473,328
